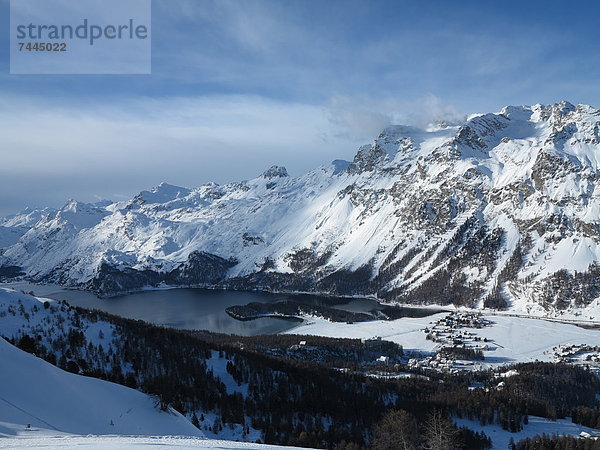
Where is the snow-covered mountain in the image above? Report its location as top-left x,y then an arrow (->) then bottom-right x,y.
1,101 -> 599,319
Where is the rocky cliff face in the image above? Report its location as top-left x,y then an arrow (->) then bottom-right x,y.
1,102 -> 599,318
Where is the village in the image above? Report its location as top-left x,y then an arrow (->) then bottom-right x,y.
402,311 -> 495,373
342,312 -> 499,376
549,344 -> 600,374
279,311 -> 600,379
280,312 -> 500,375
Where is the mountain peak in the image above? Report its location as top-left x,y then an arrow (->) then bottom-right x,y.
331,159 -> 351,175
555,100 -> 576,113
262,166 -> 289,179
151,182 -> 187,193
134,183 -> 191,205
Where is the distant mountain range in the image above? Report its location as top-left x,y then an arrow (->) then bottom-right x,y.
1,101 -> 599,320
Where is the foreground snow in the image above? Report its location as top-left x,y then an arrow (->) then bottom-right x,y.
0,336 -> 203,438
0,431 -> 300,449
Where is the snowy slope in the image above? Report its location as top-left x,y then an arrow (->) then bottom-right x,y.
1,102 -> 600,318
0,288 -> 309,449
0,207 -> 55,249
0,336 -> 203,437
0,338 -> 302,449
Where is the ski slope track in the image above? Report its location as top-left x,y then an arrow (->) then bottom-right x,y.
0,323 -> 203,439
1,102 -> 600,320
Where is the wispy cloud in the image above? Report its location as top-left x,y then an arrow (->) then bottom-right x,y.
325,94 -> 463,140
0,94 -> 358,215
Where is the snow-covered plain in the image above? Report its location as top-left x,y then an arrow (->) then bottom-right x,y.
454,416 -> 600,449
287,312 -> 600,368
288,313 -> 444,353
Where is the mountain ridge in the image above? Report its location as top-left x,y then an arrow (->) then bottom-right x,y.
1,101 -> 599,319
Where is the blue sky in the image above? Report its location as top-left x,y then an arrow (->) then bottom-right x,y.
2,0 -> 600,215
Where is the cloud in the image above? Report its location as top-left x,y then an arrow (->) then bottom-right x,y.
144,0 -> 581,112
0,92 -> 465,216
326,96 -> 394,141
406,95 -> 465,127
4,0 -> 600,217
325,94 -> 464,141
0,94 -> 359,215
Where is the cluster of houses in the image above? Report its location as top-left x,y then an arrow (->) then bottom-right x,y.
406,349 -> 486,373
408,353 -> 456,372
396,312 -> 494,373
423,312 -> 495,350
550,344 -> 600,373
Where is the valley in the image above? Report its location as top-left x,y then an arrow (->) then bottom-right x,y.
0,285 -> 598,448
2,103 -> 600,323
2,102 -> 600,448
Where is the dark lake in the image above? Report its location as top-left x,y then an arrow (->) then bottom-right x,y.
2,282 -> 442,336
1,282 -> 383,336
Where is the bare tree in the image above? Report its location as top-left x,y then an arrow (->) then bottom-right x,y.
422,410 -> 458,450
372,409 -> 419,450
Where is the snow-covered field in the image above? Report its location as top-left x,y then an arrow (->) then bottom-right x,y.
454,416 -> 600,449
287,312 -> 600,368
288,313 -> 444,352
0,432 -> 301,449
